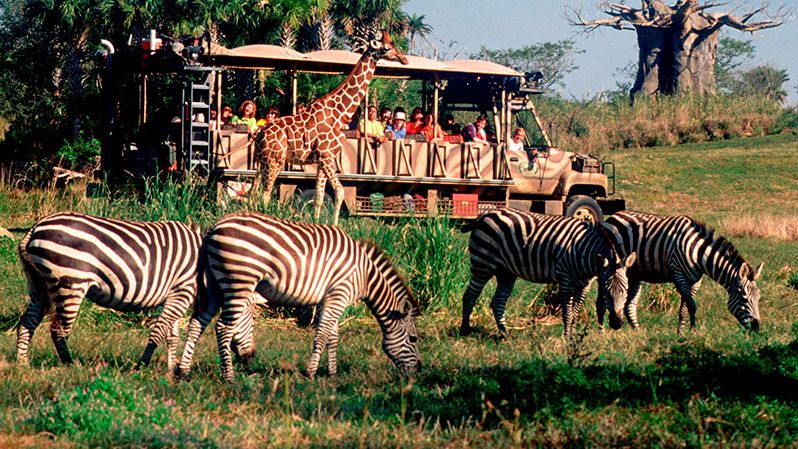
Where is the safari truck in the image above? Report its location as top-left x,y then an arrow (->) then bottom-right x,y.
97,31 -> 624,222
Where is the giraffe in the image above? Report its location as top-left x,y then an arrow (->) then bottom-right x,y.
257,30 -> 408,225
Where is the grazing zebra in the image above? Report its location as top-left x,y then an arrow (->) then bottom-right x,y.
176,212 -> 420,382
601,210 -> 762,333
16,212 -> 202,371
459,208 -> 636,338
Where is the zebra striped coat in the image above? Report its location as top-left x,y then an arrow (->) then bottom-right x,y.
602,210 -> 762,333
17,212 -> 202,371
460,208 -> 635,338
177,212 -> 420,381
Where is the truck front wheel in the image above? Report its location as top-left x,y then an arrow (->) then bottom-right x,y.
565,195 -> 603,223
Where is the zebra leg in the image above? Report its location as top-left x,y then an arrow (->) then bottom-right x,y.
624,279 -> 643,329
489,274 -> 517,339
49,286 -> 87,365
215,295 -> 252,382
596,289 -> 607,332
559,283 -> 577,338
326,321 -> 340,377
675,278 -> 701,335
307,299 -> 347,378
137,291 -> 192,370
176,296 -> 221,378
16,282 -> 49,365
460,270 -> 492,337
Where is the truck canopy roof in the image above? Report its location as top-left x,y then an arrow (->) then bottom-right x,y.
205,44 -> 522,79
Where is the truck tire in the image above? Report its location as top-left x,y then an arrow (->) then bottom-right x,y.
293,188 -> 334,214
565,195 -> 603,223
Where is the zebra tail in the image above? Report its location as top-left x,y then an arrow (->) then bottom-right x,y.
16,224 -> 52,319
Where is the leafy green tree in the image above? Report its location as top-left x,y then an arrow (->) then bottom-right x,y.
715,36 -> 756,92
472,40 -> 584,90
734,65 -> 790,103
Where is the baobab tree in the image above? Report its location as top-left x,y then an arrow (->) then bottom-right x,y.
568,0 -> 791,97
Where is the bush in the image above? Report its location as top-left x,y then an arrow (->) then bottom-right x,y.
25,371 -> 210,447
55,133 -> 101,172
530,94 -> 783,153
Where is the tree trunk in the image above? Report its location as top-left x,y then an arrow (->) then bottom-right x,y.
631,24 -> 719,97
631,25 -> 671,96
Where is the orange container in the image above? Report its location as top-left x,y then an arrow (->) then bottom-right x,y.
452,193 -> 479,217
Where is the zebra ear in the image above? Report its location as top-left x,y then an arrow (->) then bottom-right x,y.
753,262 -> 764,280
739,263 -> 749,280
596,254 -> 609,269
623,252 -> 637,268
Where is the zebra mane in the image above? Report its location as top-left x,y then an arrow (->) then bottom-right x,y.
359,241 -> 420,313
691,219 -> 746,269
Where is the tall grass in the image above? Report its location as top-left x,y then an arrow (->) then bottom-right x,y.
529,94 -> 784,154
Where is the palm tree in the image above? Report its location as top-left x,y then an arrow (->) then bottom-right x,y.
330,0 -> 405,43
737,66 -> 790,103
269,0 -> 329,48
406,13 -> 431,55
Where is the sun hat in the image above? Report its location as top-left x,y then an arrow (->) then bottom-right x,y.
394,111 -> 406,120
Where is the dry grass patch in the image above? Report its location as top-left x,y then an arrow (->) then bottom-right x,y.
722,214 -> 798,241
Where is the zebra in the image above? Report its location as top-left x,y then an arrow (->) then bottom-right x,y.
16,212 -> 202,371
176,211 -> 420,382
459,208 -> 636,338
600,210 -> 762,333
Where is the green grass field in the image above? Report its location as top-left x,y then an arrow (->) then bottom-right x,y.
0,134 -> 797,448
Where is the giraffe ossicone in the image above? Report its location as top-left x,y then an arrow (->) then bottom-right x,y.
257,30 -> 408,225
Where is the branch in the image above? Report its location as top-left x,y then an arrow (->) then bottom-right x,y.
565,7 -> 635,32
707,3 -> 793,32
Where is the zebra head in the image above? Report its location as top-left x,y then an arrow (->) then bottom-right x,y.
728,262 -> 763,332
597,252 -> 637,330
382,298 -> 421,374
230,296 -> 259,366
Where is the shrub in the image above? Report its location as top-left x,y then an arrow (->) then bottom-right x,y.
25,371 -> 209,447
55,133 -> 101,172
788,272 -> 798,290
532,94 -> 783,153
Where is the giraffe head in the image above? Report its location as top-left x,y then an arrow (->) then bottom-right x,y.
361,30 -> 408,65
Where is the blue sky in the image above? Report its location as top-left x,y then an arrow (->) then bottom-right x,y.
404,0 -> 798,103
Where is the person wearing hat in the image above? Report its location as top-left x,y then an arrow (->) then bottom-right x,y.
385,107 -> 408,140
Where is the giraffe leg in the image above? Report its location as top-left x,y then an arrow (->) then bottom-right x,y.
319,157 -> 345,226
313,167 -> 329,223
260,139 -> 287,206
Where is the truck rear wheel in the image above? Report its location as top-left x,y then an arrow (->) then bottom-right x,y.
565,195 -> 603,223
293,188 -> 334,214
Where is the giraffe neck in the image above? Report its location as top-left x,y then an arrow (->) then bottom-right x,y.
322,52 -> 378,122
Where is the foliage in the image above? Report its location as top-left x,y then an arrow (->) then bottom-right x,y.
715,36 -> 756,93
528,94 -> 783,153
789,272 -> 798,290
55,133 -> 101,171
732,65 -> 790,104
472,40 -> 584,90
25,370 -> 209,447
